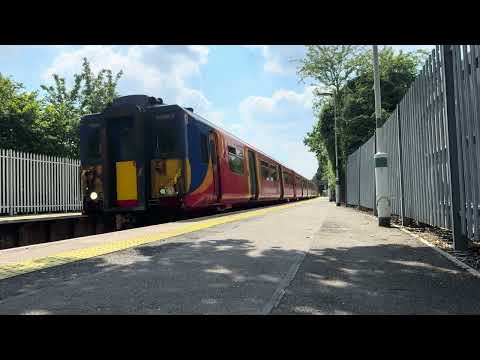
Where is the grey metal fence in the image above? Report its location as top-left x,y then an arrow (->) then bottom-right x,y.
0,149 -> 82,215
452,45 -> 480,242
359,135 -> 375,209
378,109 -> 403,217
346,45 -> 480,248
346,148 -> 360,206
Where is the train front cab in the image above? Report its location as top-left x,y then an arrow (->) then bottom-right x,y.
80,98 -> 190,219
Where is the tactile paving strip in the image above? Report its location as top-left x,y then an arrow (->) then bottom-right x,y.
0,199 -> 318,281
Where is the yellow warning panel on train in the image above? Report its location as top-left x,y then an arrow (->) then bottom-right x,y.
116,161 -> 137,201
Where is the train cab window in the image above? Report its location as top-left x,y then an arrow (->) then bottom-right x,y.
87,126 -> 101,160
151,111 -> 186,159
115,117 -> 135,161
200,133 -> 209,163
80,121 -> 102,164
228,145 -> 244,174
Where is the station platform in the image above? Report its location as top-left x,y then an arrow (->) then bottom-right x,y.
0,212 -> 94,250
0,212 -> 83,225
1,197 -> 480,314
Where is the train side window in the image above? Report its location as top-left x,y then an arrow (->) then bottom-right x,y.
260,161 -> 270,181
259,162 -> 278,182
270,165 -> 278,182
228,145 -> 244,175
200,133 -> 209,163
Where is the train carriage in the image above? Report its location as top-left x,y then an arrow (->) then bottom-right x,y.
281,167 -> 296,200
80,95 -> 317,226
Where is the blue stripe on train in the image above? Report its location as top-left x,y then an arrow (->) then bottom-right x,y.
187,116 -> 212,192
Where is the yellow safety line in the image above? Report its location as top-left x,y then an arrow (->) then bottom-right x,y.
0,198 -> 319,281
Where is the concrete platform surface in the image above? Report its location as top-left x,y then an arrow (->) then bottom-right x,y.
0,198 -> 480,314
273,205 -> 480,314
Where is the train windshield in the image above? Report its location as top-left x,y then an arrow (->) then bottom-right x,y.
151,111 -> 186,158
109,116 -> 136,161
80,119 -> 102,165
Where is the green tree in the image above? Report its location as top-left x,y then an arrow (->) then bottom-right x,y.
0,74 -> 44,153
342,47 -> 428,155
304,100 -> 338,189
297,45 -> 365,100
302,46 -> 428,193
0,58 -> 123,158
297,46 -> 365,192
40,57 -> 123,157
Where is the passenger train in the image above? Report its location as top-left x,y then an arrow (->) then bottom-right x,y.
80,95 -> 318,227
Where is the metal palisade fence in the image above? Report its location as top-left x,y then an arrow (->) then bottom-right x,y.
0,149 -> 82,215
347,45 -> 480,250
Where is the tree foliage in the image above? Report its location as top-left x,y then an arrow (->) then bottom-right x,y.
41,58 -> 123,115
297,45 -> 365,98
0,58 -> 123,158
301,46 -> 428,189
297,46 -> 361,189
0,74 -> 43,153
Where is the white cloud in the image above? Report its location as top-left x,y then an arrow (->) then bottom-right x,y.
42,45 -> 318,177
239,87 -> 314,120
236,86 -> 318,178
243,45 -> 306,75
42,45 -> 214,114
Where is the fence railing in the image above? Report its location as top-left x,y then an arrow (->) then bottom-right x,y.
0,149 -> 82,215
346,45 -> 480,249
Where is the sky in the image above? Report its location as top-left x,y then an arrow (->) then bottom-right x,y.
0,45 -> 435,179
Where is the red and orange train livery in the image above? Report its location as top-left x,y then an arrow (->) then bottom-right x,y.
80,95 -> 317,226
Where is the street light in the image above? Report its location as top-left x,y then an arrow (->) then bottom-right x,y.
318,91 -> 340,206
372,45 -> 391,227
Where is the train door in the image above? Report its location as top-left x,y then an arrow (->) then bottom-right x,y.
294,176 -> 298,198
278,165 -> 284,199
107,115 -> 142,209
248,149 -> 258,199
209,132 -> 221,202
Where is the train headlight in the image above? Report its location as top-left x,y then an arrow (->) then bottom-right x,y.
90,192 -> 98,200
159,187 -> 177,196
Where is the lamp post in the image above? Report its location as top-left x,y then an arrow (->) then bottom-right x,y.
318,91 -> 340,206
372,45 -> 391,226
